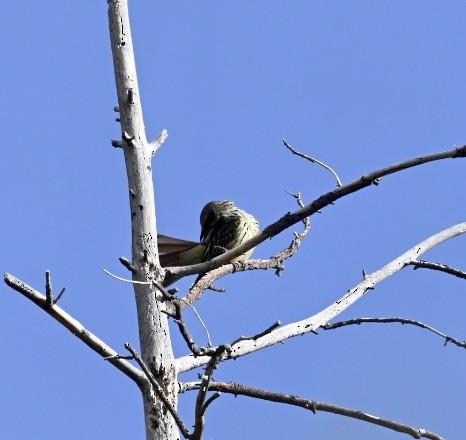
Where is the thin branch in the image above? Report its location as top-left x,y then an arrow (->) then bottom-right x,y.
408,259 -> 466,280
54,287 -> 66,305
169,300 -> 215,357
173,297 -> 212,348
125,343 -> 191,439
3,273 -> 145,385
153,283 -> 213,351
176,222 -> 466,373
283,138 -> 343,187
102,268 -> 151,284
179,381 -> 443,440
202,392 -> 221,413
231,321 -> 281,346
322,317 -> 466,349
166,145 -> 466,282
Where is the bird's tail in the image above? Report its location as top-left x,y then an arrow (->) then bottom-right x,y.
157,234 -> 207,286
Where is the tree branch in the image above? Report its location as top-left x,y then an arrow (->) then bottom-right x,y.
179,381 -> 444,440
166,145 -> 466,281
176,222 -> 466,373
322,317 -> 466,349
4,273 -> 145,386
407,259 -> 466,280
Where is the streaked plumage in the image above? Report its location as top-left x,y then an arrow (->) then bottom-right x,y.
158,200 -> 259,286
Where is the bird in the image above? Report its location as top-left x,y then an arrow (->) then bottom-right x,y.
158,200 -> 259,286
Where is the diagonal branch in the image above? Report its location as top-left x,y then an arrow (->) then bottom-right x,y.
166,145 -> 466,281
4,273 -> 145,386
179,381 -> 444,440
190,345 -> 230,440
176,222 -> 466,373
322,317 -> 466,349
407,259 -> 466,280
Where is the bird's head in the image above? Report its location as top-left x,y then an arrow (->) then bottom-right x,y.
199,200 -> 234,241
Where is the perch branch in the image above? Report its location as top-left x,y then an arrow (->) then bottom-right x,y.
179,381 -> 443,440
176,222 -> 466,373
165,145 -> 466,282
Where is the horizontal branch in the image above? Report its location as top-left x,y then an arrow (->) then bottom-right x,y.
322,317 -> 466,349
166,145 -> 466,280
176,222 -> 466,373
179,381 -> 443,440
408,259 -> 466,280
4,273 -> 145,386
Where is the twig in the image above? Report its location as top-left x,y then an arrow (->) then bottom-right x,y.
102,268 -> 151,284
153,283 -> 213,350
119,256 -> 136,273
54,287 -> 66,305
176,222 -> 466,373
3,273 -> 145,385
179,381 -> 443,440
176,298 -> 213,349
125,343 -> 191,439
322,317 -> 466,349
408,259 -> 466,280
202,392 -> 221,413
166,145 -> 466,282
231,321 -> 281,346
283,138 -> 343,187
169,300 -> 215,357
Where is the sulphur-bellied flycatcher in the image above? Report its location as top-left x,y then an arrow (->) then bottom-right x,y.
158,200 -> 259,286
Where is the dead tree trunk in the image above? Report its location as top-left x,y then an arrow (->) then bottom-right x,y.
108,2 -> 178,439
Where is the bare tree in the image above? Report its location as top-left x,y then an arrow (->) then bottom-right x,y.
4,2 -> 465,440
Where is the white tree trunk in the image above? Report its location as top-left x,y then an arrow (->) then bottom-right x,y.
107,2 -> 178,439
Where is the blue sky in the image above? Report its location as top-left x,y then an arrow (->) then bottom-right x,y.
1,2 -> 465,439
